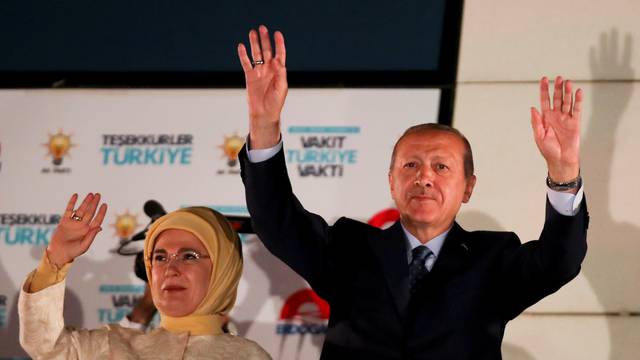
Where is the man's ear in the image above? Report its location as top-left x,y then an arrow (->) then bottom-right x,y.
388,172 -> 396,200
462,175 -> 476,203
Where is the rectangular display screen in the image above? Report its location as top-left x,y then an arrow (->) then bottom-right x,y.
0,0 -> 460,87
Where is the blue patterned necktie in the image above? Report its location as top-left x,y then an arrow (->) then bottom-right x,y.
409,245 -> 432,295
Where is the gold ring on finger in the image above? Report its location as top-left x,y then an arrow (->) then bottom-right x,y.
71,211 -> 83,222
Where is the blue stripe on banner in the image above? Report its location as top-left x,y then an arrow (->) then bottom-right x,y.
99,285 -> 146,293
208,205 -> 249,214
288,126 -> 360,134
180,205 -> 249,214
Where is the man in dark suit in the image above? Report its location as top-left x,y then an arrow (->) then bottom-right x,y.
236,26 -> 588,359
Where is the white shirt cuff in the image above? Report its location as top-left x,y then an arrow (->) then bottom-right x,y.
547,184 -> 584,216
246,136 -> 283,163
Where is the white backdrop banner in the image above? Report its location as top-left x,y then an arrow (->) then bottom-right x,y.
0,88 -> 440,359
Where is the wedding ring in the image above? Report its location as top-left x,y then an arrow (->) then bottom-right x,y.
71,211 -> 83,221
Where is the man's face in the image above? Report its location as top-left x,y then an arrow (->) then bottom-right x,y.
389,130 -> 476,234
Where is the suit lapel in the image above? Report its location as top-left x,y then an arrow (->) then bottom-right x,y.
368,221 -> 411,318
428,222 -> 472,285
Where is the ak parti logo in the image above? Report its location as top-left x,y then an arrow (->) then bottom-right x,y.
276,288 -> 330,335
41,130 -> 74,174
219,133 -> 244,167
43,130 -> 74,166
216,132 -> 245,175
112,210 -> 140,240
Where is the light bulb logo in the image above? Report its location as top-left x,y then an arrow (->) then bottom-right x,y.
112,211 -> 139,239
219,133 -> 245,167
44,130 -> 73,166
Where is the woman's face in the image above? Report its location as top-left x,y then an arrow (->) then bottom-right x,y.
150,229 -> 213,317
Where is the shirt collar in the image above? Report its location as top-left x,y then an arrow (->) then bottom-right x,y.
401,222 -> 451,259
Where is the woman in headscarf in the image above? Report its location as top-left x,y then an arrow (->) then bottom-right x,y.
19,193 -> 271,359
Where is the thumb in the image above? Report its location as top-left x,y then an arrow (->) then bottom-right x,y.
530,107 -> 544,144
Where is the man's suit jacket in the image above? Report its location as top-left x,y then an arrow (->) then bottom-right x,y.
240,147 -> 588,360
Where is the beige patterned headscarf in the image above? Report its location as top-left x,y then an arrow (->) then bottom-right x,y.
143,207 -> 243,335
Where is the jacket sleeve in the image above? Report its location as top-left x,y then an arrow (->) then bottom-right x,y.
19,275 -> 108,359
240,145 -> 333,298
497,196 -> 589,319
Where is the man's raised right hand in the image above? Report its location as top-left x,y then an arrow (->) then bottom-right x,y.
237,25 -> 288,149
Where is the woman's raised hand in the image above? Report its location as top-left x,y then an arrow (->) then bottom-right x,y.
47,193 -> 108,267
237,25 -> 288,149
